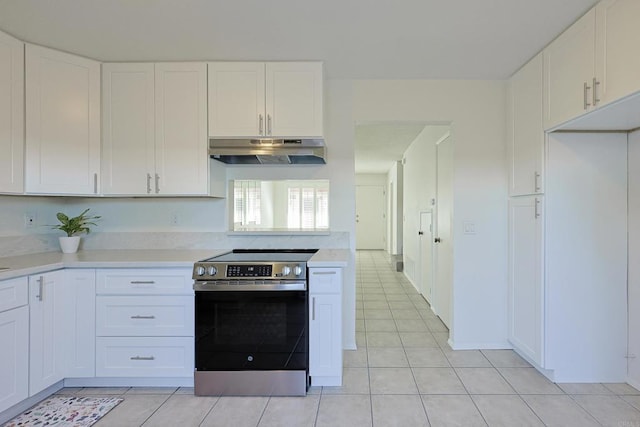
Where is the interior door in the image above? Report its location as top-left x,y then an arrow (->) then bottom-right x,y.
434,135 -> 453,329
418,211 -> 434,302
356,185 -> 385,250
626,130 -> 640,387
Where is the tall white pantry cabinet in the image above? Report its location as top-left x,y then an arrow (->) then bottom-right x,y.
508,53 -> 628,382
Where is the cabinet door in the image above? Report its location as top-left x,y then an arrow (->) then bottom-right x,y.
266,62 -> 323,138
508,196 -> 544,366
208,62 -> 265,137
543,8 -> 596,130
102,63 -> 155,195
64,270 -> 96,378
595,0 -> 640,106
0,31 -> 24,194
309,268 -> 342,384
29,270 -> 67,395
509,54 -> 544,196
309,293 -> 342,380
0,306 -> 28,413
25,45 -> 100,195
155,63 -> 208,195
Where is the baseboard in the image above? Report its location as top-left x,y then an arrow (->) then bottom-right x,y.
64,377 -> 194,388
447,339 -> 513,350
0,382 -> 63,425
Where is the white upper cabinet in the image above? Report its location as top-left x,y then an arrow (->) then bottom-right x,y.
102,63 -> 155,195
508,53 -> 544,196
595,0 -> 640,106
543,8 -> 596,130
208,62 -> 323,138
25,44 -> 100,195
265,62 -> 323,138
0,31 -> 24,194
208,62 -> 265,138
154,63 -> 208,195
102,62 -> 210,196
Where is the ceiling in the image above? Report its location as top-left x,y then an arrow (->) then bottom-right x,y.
355,123 -> 427,174
0,0 -> 597,79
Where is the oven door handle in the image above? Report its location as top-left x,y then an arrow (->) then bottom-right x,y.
193,281 -> 307,291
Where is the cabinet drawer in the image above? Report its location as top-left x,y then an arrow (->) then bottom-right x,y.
309,268 -> 342,294
96,337 -> 194,377
0,276 -> 28,313
96,296 -> 194,336
96,269 -> 193,295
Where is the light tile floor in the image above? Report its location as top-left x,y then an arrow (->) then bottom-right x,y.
52,250 -> 640,426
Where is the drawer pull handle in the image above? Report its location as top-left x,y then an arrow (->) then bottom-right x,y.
130,315 -> 156,320
130,356 -> 155,361
130,281 -> 156,285
312,271 -> 337,275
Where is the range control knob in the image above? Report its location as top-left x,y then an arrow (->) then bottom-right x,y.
293,265 -> 303,276
195,266 -> 206,276
281,266 -> 291,276
208,266 -> 218,276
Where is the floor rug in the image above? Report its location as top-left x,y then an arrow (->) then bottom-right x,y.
3,396 -> 123,427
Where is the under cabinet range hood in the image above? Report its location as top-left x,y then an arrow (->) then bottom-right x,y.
209,138 -> 326,165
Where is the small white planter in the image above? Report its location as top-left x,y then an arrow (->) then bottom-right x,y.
59,236 -> 81,254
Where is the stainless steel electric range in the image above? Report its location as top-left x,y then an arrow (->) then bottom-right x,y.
192,249 -> 317,396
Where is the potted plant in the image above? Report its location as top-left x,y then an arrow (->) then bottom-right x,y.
51,208 -> 101,253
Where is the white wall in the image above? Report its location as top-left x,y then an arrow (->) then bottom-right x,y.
352,80 -> 508,349
355,174 -> 387,186
386,161 -> 403,255
401,125 -> 449,285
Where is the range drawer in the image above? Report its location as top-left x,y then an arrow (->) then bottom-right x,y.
96,296 -> 194,337
96,337 -> 194,377
96,269 -> 193,295
0,276 -> 28,313
309,268 -> 342,294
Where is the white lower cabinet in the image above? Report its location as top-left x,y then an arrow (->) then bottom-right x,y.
96,337 -> 194,377
309,268 -> 343,386
95,268 -> 194,378
508,196 -> 544,366
28,271 -> 67,395
29,270 -> 96,395
0,277 -> 29,413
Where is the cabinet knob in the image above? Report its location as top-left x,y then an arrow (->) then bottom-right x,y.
434,237 -> 441,243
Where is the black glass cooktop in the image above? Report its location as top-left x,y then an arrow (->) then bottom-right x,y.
202,249 -> 318,263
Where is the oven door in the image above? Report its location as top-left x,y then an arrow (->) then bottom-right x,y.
195,289 -> 308,372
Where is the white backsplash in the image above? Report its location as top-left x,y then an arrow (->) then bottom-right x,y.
0,231 -> 350,258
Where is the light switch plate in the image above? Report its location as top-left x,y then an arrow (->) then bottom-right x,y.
463,221 -> 476,234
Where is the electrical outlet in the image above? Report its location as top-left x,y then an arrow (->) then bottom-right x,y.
170,214 -> 179,226
24,212 -> 36,228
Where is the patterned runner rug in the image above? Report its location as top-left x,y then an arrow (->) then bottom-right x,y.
3,396 -> 123,427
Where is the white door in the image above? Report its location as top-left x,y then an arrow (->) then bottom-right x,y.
596,0 -> 640,106
155,62 -> 208,195
0,30 -> 24,194
25,44 -> 100,195
543,8 -> 596,129
418,211 -> 434,302
102,63 -> 155,195
29,270 -> 67,396
434,135 -> 453,329
265,62 -> 323,138
356,185 -> 385,250
508,196 -> 544,366
208,62 -> 265,137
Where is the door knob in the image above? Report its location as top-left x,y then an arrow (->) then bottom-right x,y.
434,238 -> 441,243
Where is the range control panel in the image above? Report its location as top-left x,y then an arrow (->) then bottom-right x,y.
227,265 -> 272,277
193,261 -> 307,280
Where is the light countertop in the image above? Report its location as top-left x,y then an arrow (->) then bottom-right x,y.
0,248 -> 350,281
